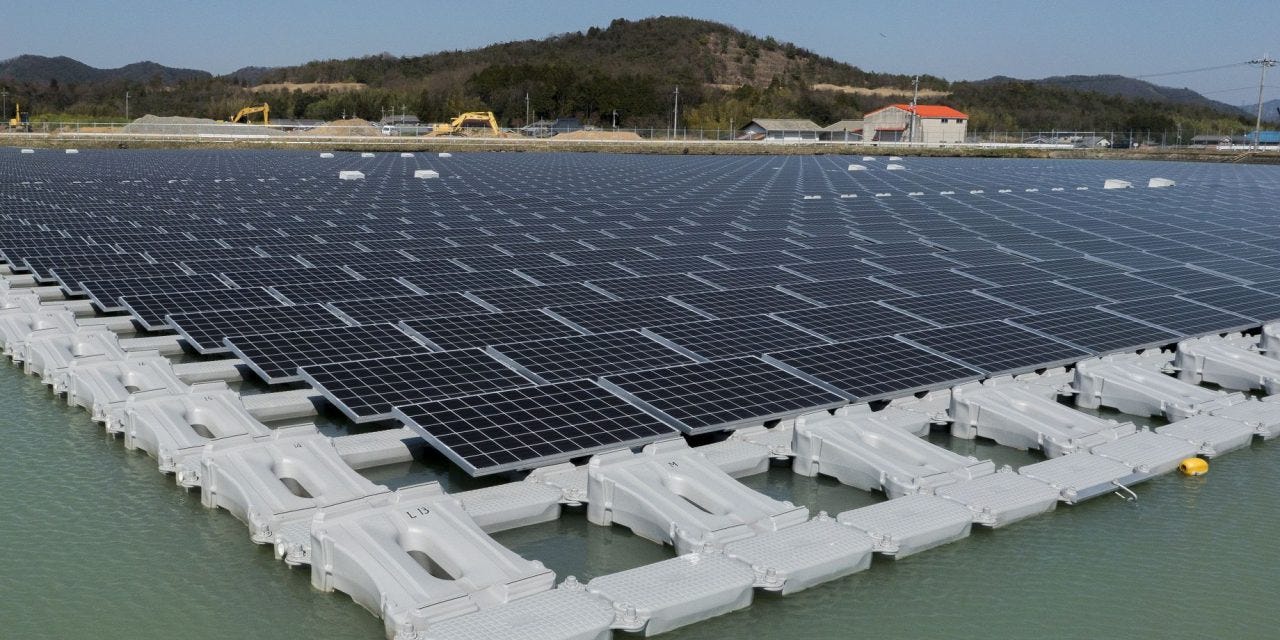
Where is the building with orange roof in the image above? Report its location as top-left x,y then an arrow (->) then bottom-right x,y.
861,103 -> 968,144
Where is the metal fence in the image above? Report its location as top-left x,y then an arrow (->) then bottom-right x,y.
2,122 -> 1276,151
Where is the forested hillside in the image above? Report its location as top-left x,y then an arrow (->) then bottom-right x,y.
0,17 -> 1255,136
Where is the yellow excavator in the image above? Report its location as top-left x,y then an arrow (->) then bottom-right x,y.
8,102 -> 31,131
230,103 -> 270,125
427,111 -> 499,136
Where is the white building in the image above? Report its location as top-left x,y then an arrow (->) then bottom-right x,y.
861,104 -> 968,144
740,119 -> 823,141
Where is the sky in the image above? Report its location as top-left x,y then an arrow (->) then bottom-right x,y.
3,0 -> 1279,106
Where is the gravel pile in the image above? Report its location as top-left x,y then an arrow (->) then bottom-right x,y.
123,115 -> 286,136
298,118 -> 380,137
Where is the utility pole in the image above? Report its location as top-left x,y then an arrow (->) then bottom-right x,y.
525,92 -> 530,127
672,86 -> 679,139
125,91 -> 130,121
1248,55 -> 1276,150
2,90 -> 7,126
909,75 -> 919,143
611,109 -> 618,129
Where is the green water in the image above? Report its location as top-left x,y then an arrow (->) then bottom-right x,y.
1,361 -> 1276,639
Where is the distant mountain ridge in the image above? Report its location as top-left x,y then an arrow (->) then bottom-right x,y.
976,74 -> 1242,115
1241,98 -> 1280,121
0,54 -> 211,85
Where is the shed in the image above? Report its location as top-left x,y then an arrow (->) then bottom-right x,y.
821,120 -> 864,142
741,118 -> 823,141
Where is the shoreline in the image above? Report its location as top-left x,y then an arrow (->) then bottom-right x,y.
3,133 -> 1279,163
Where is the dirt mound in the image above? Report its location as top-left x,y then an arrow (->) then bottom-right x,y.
298,118 -> 380,137
553,130 -> 644,141
122,114 -> 285,136
249,82 -> 366,93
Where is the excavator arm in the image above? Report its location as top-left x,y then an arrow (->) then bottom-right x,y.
230,103 -> 270,125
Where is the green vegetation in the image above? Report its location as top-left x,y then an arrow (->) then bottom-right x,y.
0,16 -> 1257,137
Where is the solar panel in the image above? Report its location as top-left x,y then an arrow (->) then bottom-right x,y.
227,324 -> 432,384
120,287 -> 287,330
516,262 -> 634,285
167,303 -> 349,354
466,283 -> 612,312
298,350 -> 532,423
691,266 -> 810,289
488,332 -> 695,383
863,253 -> 959,273
776,278 -> 904,306
953,263 -> 1054,286
1090,250 -> 1182,271
936,248 -> 1030,267
781,258 -> 890,280
1193,258 -> 1280,284
707,250 -> 805,269
1011,308 -> 1181,355
874,270 -> 987,296
859,241 -> 936,256
51,262 -> 188,295
585,273 -> 718,299
182,255 -> 307,274
643,315 -> 828,360
324,293 -> 489,324
881,291 -> 1027,326
24,252 -> 151,281
270,277 -> 420,304
81,273 -> 231,312
546,298 -> 707,333
764,337 -> 982,401
142,246 -> 264,263
672,287 -> 816,319
1055,273 -> 1180,302
394,380 -> 677,476
902,320 -> 1092,375
617,256 -> 722,276
1104,295 -> 1258,337
455,253 -> 565,272
400,309 -> 582,351
218,266 -> 357,289
343,259 -> 469,280
1128,266 -> 1239,293
600,357 -> 845,434
977,281 -> 1110,313
400,269 -> 531,294
296,249 -> 413,266
1026,257 -> 1131,279
773,302 -> 935,341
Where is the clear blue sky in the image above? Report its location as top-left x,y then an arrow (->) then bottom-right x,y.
3,0 -> 1278,105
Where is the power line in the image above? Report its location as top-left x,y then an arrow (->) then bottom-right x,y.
1134,62 -> 1251,79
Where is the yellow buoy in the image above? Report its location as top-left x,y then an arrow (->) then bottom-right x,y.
1179,457 -> 1208,476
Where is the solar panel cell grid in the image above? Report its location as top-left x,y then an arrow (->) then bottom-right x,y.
167,303 -> 349,354
227,324 -> 431,384
902,320 -> 1092,375
395,380 -> 677,476
765,337 -> 981,401
489,332 -> 695,383
299,350 -> 532,423
601,357 -> 845,434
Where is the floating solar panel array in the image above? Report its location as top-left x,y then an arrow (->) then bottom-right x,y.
5,148 -> 1280,475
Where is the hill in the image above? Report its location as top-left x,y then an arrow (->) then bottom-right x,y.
0,17 -> 1253,136
976,74 -> 1242,115
0,54 -> 210,85
1241,98 -> 1280,123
